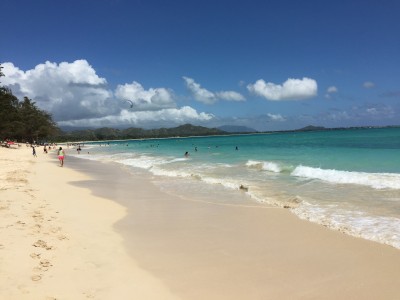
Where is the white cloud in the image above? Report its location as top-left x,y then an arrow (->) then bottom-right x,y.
183,76 -> 245,104
363,105 -> 394,118
115,81 -> 175,111
1,60 -> 217,128
327,86 -> 338,93
183,76 -> 216,104
363,81 -> 375,89
2,60 -> 115,121
58,106 -> 214,128
325,86 -> 338,99
325,110 -> 351,121
247,77 -> 318,101
366,107 -> 378,115
215,91 -> 245,101
267,113 -> 286,122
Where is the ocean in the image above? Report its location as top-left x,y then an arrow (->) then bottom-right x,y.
69,127 -> 400,249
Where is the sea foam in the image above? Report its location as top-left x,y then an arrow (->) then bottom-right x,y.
246,160 -> 282,173
293,202 -> 400,249
291,166 -> 400,190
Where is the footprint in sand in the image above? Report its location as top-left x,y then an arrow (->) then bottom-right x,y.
38,259 -> 53,271
31,274 -> 42,281
58,234 -> 68,240
32,240 -> 53,250
32,211 -> 44,223
30,253 -> 41,259
16,220 -> 26,229
32,224 -> 42,233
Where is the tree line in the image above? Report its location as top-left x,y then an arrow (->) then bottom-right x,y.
54,124 -> 225,142
0,64 -> 59,143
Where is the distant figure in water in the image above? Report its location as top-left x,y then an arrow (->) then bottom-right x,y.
235,146 -> 239,150
184,151 -> 189,157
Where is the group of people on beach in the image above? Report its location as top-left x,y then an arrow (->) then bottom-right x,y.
28,143 -> 66,167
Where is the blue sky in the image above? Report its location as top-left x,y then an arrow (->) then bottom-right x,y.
1,0 -> 399,131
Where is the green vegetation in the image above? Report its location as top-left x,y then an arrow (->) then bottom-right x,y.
0,64 -> 59,143
54,124 -> 225,142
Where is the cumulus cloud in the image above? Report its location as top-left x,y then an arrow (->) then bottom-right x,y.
267,113 -> 286,122
247,77 -> 318,101
58,106 -> 214,128
327,86 -> 338,93
115,81 -> 175,111
2,60 -> 115,121
325,86 -> 338,99
215,91 -> 245,101
1,60 -> 217,127
183,76 -> 245,104
363,81 -> 375,89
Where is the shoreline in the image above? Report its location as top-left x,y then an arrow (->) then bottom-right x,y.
1,146 -> 400,299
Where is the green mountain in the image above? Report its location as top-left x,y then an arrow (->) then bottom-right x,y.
54,124 -> 226,142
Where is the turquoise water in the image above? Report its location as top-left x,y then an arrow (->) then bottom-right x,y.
71,127 -> 400,249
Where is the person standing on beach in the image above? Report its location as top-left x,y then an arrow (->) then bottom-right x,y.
58,147 -> 65,167
32,146 -> 37,157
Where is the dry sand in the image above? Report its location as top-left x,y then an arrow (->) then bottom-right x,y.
1,146 -> 400,299
0,146 -> 177,300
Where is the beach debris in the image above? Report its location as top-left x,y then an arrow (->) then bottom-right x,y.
239,184 -> 249,191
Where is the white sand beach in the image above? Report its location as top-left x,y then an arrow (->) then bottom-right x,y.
1,146 -> 400,299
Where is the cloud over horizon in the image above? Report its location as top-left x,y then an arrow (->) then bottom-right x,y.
58,106 -> 214,128
2,60 -> 215,128
183,76 -> 245,104
115,81 -> 176,111
2,60 -> 397,131
247,77 -> 318,101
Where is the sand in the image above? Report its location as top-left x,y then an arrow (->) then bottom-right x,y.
0,146 -> 177,299
1,145 -> 400,299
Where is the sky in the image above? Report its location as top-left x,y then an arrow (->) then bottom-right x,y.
1,0 -> 399,131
